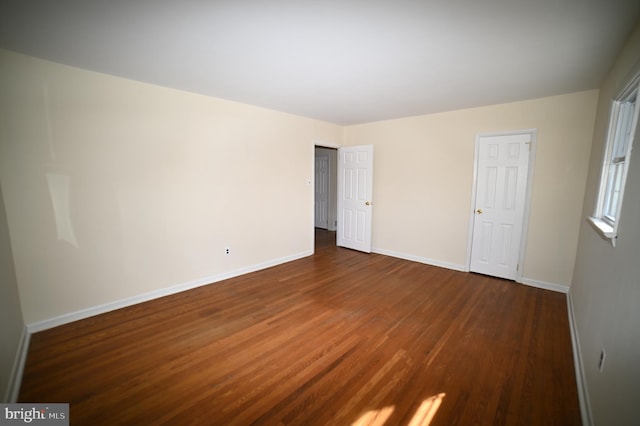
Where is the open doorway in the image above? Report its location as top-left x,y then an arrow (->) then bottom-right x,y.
314,146 -> 337,250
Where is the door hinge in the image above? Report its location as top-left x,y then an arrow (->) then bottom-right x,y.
517,264 -> 520,272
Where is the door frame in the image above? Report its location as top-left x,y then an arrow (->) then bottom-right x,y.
465,129 -> 537,282
314,153 -> 330,229
312,140 -> 341,253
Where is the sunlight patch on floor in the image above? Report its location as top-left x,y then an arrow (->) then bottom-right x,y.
408,393 -> 446,426
350,393 -> 445,426
351,405 -> 395,426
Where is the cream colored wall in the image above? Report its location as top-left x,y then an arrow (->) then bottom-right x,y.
571,22 -> 640,425
344,90 -> 598,287
0,47 -> 602,328
0,50 -> 343,325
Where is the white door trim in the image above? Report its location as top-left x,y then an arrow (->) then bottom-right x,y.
465,129 -> 537,282
314,154 -> 330,229
312,140 -> 341,254
313,139 -> 341,149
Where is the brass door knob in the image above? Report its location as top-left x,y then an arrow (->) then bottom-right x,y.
365,201 -> 371,206
476,208 -> 483,214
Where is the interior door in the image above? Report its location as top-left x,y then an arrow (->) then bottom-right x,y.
470,134 -> 530,280
337,145 -> 373,252
314,155 -> 329,229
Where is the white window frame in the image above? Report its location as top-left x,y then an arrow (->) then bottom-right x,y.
589,74 -> 640,246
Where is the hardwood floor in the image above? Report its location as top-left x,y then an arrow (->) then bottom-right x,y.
19,229 -> 581,425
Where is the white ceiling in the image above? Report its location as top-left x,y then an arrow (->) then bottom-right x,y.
1,0 -> 639,125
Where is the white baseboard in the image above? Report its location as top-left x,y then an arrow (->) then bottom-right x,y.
567,292 -> 593,426
27,250 -> 313,334
519,277 -> 569,293
4,326 -> 30,402
371,248 -> 569,295
371,247 -> 467,272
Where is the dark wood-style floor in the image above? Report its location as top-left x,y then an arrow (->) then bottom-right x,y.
19,229 -> 581,425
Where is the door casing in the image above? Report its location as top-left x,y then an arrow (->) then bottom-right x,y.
314,154 -> 329,229
312,140 -> 340,252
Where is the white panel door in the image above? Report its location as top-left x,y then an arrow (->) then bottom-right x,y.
337,145 -> 373,253
314,155 -> 329,229
470,134 -> 530,280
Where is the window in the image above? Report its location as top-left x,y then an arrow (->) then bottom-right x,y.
589,74 -> 640,245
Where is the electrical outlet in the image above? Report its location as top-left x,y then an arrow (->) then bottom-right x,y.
598,348 -> 606,372
224,247 -> 231,255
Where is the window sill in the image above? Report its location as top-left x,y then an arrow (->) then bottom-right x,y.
587,217 -> 617,246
